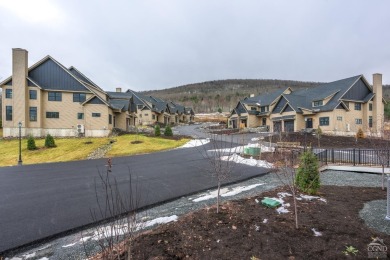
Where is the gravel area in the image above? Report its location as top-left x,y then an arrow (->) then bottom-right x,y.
5,169 -> 388,260
86,143 -> 112,159
321,170 -> 385,187
360,200 -> 390,235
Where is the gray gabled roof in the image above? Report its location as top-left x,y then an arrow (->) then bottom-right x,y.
271,75 -> 373,114
291,75 -> 362,112
28,57 -> 90,92
109,99 -> 130,111
0,55 -> 106,96
243,88 -> 288,106
125,89 -> 191,115
107,91 -> 133,99
68,66 -> 104,92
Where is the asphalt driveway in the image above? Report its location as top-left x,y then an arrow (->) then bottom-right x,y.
0,142 -> 269,254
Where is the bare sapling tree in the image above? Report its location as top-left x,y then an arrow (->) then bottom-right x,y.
273,145 -> 300,229
84,165 -> 143,260
316,127 -> 322,148
197,133 -> 240,213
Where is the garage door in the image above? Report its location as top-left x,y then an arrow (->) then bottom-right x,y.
284,120 -> 294,132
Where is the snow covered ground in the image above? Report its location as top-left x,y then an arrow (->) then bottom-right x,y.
221,154 -> 273,168
192,183 -> 265,202
180,139 -> 210,148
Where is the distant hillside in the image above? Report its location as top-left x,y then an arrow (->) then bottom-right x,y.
141,79 -> 390,113
141,79 -> 322,113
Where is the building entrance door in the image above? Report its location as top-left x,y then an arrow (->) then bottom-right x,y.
306,118 -> 313,128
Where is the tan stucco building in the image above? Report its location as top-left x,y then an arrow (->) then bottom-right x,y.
228,74 -> 385,136
0,49 -> 193,137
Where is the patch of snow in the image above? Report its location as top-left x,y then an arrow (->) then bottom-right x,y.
226,184 -> 264,197
143,215 -> 178,228
180,139 -> 210,148
209,146 -> 244,154
255,225 -> 260,231
37,258 -> 49,260
300,194 -> 327,203
37,244 -> 51,251
255,198 -> 260,203
80,236 -> 93,242
220,154 -> 273,168
216,239 -> 221,243
92,216 -> 179,241
222,184 -> 264,197
263,219 -> 268,224
245,143 -> 275,152
62,242 -> 77,248
311,228 -> 322,236
278,192 -> 292,198
269,193 -> 292,214
7,257 -> 22,260
276,206 -> 290,214
192,188 -> 229,202
251,138 -> 260,141
23,252 -> 36,259
193,184 -> 263,202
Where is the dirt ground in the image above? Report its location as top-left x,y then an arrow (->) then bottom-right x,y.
264,132 -> 390,149
126,185 -> 388,260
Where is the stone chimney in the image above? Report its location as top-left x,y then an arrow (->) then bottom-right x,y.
372,73 -> 383,133
12,48 -> 28,126
116,87 -> 122,93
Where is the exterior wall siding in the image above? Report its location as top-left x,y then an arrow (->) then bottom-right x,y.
114,112 -> 128,130
84,104 -> 111,133
247,115 -> 260,128
43,91 -> 85,129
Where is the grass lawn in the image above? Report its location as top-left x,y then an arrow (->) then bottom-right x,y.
107,134 -> 189,157
0,137 -> 110,167
0,134 -> 190,167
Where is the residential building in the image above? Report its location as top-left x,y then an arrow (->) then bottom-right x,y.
0,49 -> 193,137
228,74 -> 385,136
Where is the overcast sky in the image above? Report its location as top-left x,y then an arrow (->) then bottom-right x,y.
0,0 -> 389,92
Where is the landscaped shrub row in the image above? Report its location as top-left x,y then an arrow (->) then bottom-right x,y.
27,134 -> 56,150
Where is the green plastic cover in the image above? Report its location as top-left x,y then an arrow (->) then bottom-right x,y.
261,197 -> 281,208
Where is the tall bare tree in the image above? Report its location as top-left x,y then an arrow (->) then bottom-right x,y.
84,166 -> 144,259
273,146 -> 301,229
197,134 -> 241,213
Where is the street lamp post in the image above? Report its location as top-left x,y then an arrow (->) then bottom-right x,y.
304,118 -> 308,152
386,174 -> 390,220
18,121 -> 23,166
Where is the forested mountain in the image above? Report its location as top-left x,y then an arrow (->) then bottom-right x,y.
141,79 -> 390,113
141,79 -> 320,113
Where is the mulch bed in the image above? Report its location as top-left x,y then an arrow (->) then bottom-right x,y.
128,185 -> 388,259
265,132 -> 390,149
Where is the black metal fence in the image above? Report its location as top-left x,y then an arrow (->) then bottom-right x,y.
316,149 -> 390,167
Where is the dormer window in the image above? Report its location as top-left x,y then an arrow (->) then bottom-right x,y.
250,107 -> 257,111
137,104 -> 144,109
260,106 -> 269,112
313,100 -> 323,107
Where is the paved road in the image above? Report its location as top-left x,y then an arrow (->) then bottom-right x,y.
0,142 -> 269,254
175,124 -> 275,145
